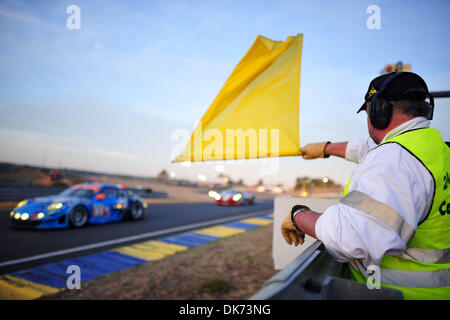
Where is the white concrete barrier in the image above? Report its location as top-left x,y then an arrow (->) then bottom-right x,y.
273,196 -> 339,270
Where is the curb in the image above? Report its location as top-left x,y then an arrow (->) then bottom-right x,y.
0,213 -> 273,300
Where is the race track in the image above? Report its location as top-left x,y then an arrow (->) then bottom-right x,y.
0,199 -> 273,273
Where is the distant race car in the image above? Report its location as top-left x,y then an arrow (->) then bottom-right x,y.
213,189 -> 255,206
9,183 -> 147,229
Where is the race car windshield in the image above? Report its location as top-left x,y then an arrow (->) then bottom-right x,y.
59,188 -> 95,198
221,190 -> 239,196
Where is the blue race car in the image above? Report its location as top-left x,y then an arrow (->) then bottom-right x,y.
9,183 -> 147,229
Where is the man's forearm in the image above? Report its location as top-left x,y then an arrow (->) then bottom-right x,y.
324,142 -> 348,158
324,142 -> 348,159
293,210 -> 321,239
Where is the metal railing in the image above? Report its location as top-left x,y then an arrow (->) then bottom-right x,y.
251,240 -> 403,300
0,184 -> 67,202
0,184 -> 168,202
431,91 -> 450,98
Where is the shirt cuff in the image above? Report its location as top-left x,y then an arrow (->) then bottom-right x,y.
345,139 -> 369,163
315,209 -> 328,242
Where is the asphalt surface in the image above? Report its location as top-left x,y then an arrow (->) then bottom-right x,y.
0,200 -> 273,273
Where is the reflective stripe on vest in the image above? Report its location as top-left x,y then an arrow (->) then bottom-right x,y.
343,128 -> 450,299
400,247 -> 450,264
350,260 -> 450,288
340,190 -> 415,244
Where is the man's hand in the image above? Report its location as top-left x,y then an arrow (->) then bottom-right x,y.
281,214 -> 305,246
300,142 -> 330,159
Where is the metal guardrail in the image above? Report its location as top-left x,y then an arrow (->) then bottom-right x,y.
144,191 -> 168,198
0,184 -> 67,202
251,241 -> 325,300
251,240 -> 403,300
125,188 -> 168,199
0,184 -> 169,202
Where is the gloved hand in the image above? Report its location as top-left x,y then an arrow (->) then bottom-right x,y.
300,142 -> 330,159
281,214 -> 305,246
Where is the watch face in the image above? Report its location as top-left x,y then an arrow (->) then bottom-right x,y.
293,207 -> 307,217
291,209 -> 304,233
291,205 -> 309,215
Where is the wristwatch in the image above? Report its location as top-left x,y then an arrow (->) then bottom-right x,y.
290,205 -> 310,233
324,141 -> 331,158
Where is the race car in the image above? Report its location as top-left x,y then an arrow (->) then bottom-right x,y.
213,189 -> 255,206
9,183 -> 147,229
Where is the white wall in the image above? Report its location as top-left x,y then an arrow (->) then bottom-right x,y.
272,196 -> 339,270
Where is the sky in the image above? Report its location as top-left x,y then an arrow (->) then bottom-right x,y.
0,0 -> 449,187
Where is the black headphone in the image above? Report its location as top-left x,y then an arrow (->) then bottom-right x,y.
369,72 -> 435,129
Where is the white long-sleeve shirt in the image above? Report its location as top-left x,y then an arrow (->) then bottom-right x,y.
315,117 -> 434,268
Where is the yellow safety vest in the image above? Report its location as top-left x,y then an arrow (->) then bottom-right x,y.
343,128 -> 450,300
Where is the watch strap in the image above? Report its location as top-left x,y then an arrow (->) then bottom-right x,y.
290,205 -> 310,233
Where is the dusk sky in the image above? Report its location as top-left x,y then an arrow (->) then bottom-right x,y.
1,0 -> 449,187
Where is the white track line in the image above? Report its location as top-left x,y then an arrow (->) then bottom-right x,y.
0,209 -> 272,268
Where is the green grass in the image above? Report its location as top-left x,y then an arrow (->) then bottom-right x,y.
198,278 -> 233,295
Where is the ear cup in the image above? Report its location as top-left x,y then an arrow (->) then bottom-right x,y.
367,71 -> 432,128
369,99 -> 393,129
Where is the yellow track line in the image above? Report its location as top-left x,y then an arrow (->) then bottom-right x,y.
111,240 -> 188,261
240,217 -> 273,226
195,225 -> 245,238
0,275 -> 59,300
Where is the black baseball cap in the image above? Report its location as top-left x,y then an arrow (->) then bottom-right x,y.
357,72 -> 429,113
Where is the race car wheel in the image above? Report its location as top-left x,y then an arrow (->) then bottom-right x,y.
69,206 -> 88,228
130,202 -> 144,220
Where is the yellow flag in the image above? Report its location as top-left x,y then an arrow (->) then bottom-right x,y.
174,34 -> 303,162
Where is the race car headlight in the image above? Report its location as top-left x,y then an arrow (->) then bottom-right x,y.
47,202 -> 63,211
232,194 -> 242,201
15,200 -> 28,209
215,194 -> 221,201
208,191 -> 218,198
20,213 -> 29,220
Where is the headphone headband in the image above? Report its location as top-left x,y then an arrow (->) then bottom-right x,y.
371,72 -> 434,125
